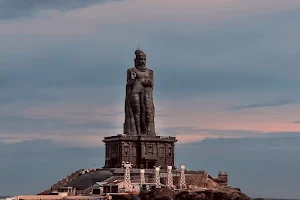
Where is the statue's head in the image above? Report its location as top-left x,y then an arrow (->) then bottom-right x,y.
134,49 -> 146,71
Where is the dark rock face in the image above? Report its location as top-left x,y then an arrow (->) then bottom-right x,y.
139,188 -> 174,200
174,189 -> 252,200
139,188 -> 251,200
111,194 -> 132,200
232,188 -> 241,192
67,170 -> 113,190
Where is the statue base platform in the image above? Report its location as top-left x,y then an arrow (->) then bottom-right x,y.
103,134 -> 177,169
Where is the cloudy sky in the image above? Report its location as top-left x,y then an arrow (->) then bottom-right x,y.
1,0 -> 300,198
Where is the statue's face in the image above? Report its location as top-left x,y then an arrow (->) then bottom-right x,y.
135,55 -> 146,68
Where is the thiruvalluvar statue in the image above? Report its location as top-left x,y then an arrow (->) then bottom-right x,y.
123,49 -> 155,135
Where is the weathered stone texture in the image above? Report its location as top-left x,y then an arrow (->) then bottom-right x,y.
103,135 -> 176,169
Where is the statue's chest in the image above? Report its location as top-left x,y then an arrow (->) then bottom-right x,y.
135,70 -> 149,79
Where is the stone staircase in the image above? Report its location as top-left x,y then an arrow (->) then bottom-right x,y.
37,169 -> 85,195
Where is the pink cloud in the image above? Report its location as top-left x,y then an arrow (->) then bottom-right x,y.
22,103 -> 124,124
175,133 -> 241,144
1,99 -> 299,146
0,128 -> 122,147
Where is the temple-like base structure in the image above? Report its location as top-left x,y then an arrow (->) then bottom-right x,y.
103,134 -> 177,169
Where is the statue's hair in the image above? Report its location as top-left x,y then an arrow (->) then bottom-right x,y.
135,49 -> 146,57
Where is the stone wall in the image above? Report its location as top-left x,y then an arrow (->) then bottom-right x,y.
103,135 -> 176,169
210,171 -> 228,186
161,172 -> 221,189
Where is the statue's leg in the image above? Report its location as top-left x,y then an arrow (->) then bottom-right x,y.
144,90 -> 152,134
130,92 -> 141,135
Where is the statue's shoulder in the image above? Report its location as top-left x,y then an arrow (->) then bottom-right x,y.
127,67 -> 135,72
148,69 -> 153,74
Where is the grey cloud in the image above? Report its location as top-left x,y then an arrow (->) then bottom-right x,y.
69,111 -> 123,117
153,110 -> 168,117
154,68 -> 289,97
149,8 -> 300,68
0,139 -> 105,195
229,100 -> 298,110
1,5 -> 300,199
155,114 -> 168,117
0,115 -> 118,132
0,53 -> 292,106
0,0 -> 120,20
261,132 -> 300,138
293,121 -> 300,124
2,9 -> 300,106
146,11 -> 300,97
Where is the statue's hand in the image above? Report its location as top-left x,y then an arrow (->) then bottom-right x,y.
148,80 -> 153,87
131,72 -> 137,80
142,79 -> 153,87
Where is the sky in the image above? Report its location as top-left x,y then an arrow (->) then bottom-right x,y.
1,0 -> 300,198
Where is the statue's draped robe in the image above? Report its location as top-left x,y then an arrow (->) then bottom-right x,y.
124,67 -> 155,135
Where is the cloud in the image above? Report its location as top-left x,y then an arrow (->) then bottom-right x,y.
230,100 -> 298,110
0,103 -> 125,145
1,7 -> 300,104
160,126 -> 300,143
160,127 -> 261,137
0,139 -> 105,195
293,121 -> 300,123
2,96 -> 300,146
0,0 -> 119,20
1,0 -> 300,36
0,104 -> 121,132
0,115 -> 118,132
1,1 -> 300,198
1,135 -> 300,197
155,68 -> 288,97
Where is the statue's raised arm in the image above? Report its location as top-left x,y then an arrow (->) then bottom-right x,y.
123,50 -> 155,135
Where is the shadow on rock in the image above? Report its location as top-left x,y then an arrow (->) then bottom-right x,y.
139,187 -> 174,200
138,187 -> 251,200
175,189 -> 252,200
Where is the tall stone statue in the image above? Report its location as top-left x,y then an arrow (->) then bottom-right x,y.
124,49 -> 155,135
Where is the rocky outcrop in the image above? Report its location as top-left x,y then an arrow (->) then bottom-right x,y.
139,187 -> 251,200
175,189 -> 251,200
38,168 -> 113,195
139,188 -> 175,200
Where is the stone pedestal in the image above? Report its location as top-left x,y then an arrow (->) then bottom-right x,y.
103,134 -> 177,169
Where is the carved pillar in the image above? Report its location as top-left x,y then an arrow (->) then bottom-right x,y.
167,166 -> 174,188
122,162 -> 133,192
179,164 -> 186,190
140,169 -> 146,184
154,166 -> 161,188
